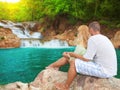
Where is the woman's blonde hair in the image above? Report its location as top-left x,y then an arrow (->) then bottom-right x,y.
75,25 -> 91,48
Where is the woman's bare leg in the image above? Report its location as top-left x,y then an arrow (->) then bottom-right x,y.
46,57 -> 69,70
55,60 -> 77,90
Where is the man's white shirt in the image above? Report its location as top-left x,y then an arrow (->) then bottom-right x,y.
83,34 -> 117,76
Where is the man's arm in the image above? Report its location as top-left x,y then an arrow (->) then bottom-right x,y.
68,52 -> 89,62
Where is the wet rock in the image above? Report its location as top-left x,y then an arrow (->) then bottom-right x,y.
0,28 -> 20,48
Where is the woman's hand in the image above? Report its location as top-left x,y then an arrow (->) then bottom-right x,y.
63,52 -> 71,58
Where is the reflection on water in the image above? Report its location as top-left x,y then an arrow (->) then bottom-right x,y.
0,47 -> 119,85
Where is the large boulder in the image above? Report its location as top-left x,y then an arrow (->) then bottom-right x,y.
0,69 -> 120,90
111,30 -> 120,48
0,28 -> 20,48
54,30 -> 76,45
30,69 -> 120,90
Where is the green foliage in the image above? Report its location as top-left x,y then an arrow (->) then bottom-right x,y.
100,0 -> 120,19
100,20 -> 120,29
0,0 -> 120,26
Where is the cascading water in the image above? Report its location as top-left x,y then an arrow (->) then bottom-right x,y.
0,20 -> 41,39
0,20 -> 69,48
20,39 -> 68,48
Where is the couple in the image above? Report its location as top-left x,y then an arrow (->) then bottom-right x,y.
46,21 -> 117,90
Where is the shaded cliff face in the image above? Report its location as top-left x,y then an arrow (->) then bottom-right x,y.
0,28 -> 20,48
35,18 -> 120,46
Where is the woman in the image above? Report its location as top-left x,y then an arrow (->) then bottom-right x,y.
46,25 -> 90,70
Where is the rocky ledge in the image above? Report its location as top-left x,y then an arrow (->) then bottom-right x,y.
0,28 -> 20,48
0,69 -> 120,90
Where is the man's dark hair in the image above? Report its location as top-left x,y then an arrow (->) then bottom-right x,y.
89,21 -> 100,32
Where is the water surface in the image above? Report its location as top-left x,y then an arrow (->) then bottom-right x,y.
0,47 -> 74,84
0,47 -> 119,84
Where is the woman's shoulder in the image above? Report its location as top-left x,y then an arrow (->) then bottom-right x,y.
76,45 -> 86,49
74,45 -> 86,55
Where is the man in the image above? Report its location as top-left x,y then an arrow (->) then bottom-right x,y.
55,21 -> 117,90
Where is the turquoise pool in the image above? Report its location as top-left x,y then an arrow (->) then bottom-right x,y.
0,47 -> 120,84
0,47 -> 75,84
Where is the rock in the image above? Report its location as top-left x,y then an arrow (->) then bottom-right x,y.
0,28 -> 20,48
0,82 -> 29,90
54,30 -> 75,41
41,29 -> 56,41
30,69 -> 120,90
111,30 -> 120,48
1,69 -> 120,90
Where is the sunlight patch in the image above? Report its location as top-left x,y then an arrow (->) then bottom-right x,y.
0,0 -> 20,3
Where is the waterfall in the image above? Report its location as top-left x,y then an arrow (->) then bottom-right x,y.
0,20 -> 69,48
20,38 -> 68,48
41,39 -> 69,48
0,20 -> 42,38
